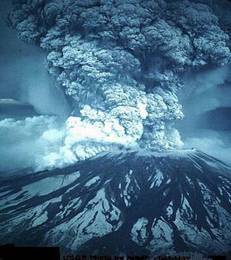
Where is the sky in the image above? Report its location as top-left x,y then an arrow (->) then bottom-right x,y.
0,0 -> 70,117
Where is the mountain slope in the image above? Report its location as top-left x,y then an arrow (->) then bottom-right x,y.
0,149 -> 231,256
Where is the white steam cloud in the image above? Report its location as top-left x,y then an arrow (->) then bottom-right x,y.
0,105 -> 139,173
0,116 -> 63,172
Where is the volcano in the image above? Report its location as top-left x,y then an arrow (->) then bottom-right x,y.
0,149 -> 231,256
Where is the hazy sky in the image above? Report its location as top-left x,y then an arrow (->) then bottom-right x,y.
0,0 -> 70,117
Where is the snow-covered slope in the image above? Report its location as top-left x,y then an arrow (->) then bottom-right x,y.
0,149 -> 231,256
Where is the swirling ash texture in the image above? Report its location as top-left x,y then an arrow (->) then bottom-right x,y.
7,0 -> 231,166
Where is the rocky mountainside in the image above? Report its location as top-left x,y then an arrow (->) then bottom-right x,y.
0,149 -> 231,256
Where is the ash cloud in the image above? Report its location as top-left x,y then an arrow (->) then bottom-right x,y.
9,0 -> 231,151
1,0 -> 231,171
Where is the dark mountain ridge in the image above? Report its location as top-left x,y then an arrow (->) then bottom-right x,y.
0,149 -> 231,256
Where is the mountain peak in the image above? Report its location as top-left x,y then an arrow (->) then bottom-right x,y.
0,149 -> 231,256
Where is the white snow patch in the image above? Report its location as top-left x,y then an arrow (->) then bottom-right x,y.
131,217 -> 149,245
23,174 -> 79,197
150,169 -> 164,188
84,176 -> 100,187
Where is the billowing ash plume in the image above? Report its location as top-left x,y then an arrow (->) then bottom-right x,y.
4,0 -> 231,168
